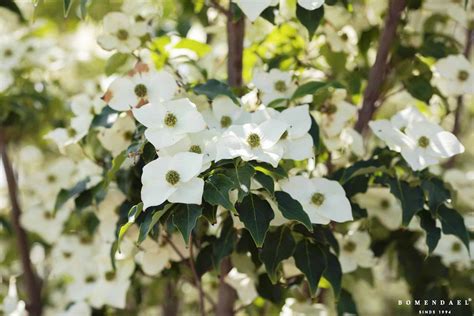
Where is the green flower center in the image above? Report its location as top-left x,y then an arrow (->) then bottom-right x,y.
418,136 -> 430,148
124,131 -> 134,141
4,49 -> 13,57
105,271 -> 116,281
311,192 -> 325,206
165,170 -> 180,185
117,29 -> 129,41
62,251 -> 72,259
67,127 -> 77,137
380,199 -> 390,209
164,112 -> 177,127
134,84 -> 147,98
458,70 -> 469,82
85,275 -> 96,283
274,80 -> 287,93
43,212 -> 53,219
189,145 -> 202,154
47,174 -> 57,183
322,103 -> 338,115
220,115 -> 232,128
247,133 -> 261,148
341,33 -> 349,42
451,242 -> 462,253
343,241 -> 357,253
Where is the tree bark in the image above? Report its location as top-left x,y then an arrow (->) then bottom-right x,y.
162,280 -> 179,316
226,10 -> 245,88
0,135 -> 42,316
216,257 -> 237,316
354,0 -> 407,133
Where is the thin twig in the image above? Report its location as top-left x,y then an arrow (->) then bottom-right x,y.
354,0 -> 407,133
188,235 -> 206,316
209,0 -> 230,17
0,134 -> 42,316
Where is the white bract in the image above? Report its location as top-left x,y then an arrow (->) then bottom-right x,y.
233,0 -> 324,22
134,98 -> 207,149
216,119 -> 287,167
97,114 -> 136,156
202,95 -> 248,130
141,152 -> 204,208
105,68 -> 178,111
337,231 -> 376,273
369,107 -> 464,171
97,12 -> 147,53
280,176 -> 352,224
253,69 -> 297,105
432,54 -> 474,97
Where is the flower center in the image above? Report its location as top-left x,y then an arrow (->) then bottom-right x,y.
451,242 -> 462,253
105,271 -> 116,281
418,136 -> 430,148
85,275 -> 96,283
164,112 -> 177,127
311,192 -> 325,206
62,251 -> 72,259
47,174 -> 57,183
220,115 -> 232,128
341,33 -> 349,42
274,80 -> 287,93
117,29 -> 129,41
134,84 -> 147,98
321,103 -> 338,115
43,212 -> 53,219
124,131 -> 134,141
458,70 -> 469,82
247,133 -> 261,148
380,199 -> 390,209
4,49 -> 12,57
165,170 -> 180,185
343,241 -> 357,253
189,145 -> 202,154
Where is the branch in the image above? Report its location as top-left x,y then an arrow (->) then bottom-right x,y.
188,235 -> 206,316
0,134 -> 42,316
226,6 -> 245,88
354,0 -> 407,133
209,0 -> 230,17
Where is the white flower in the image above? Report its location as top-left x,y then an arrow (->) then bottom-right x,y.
369,107 -> 464,171
279,176 -> 352,224
324,25 -> 358,55
253,69 -> 297,105
444,170 -> 474,210
232,0 -> 278,22
337,231 -> 375,273
253,105 -> 314,160
432,54 -> 474,97
280,298 -> 328,316
0,70 -> 13,92
97,114 -> 136,156
353,188 -> 402,230
134,98 -> 207,149
432,235 -> 471,268
97,12 -> 147,53
225,268 -> 258,305
141,152 -> 204,208
1,277 -> 26,316
0,38 -> 24,70
105,68 -> 178,111
202,95 -> 249,130
159,129 -> 219,171
216,119 -> 287,167
324,127 -> 365,158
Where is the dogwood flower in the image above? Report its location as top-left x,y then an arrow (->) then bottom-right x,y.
281,298 -> 329,316
353,187 -> 402,230
431,235 -> 471,268
279,176 -> 352,224
141,152 -> 204,208
253,105 -> 314,160
253,69 -> 297,105
337,231 -> 375,273
232,0 -> 278,22
97,12 -> 147,53
315,89 -> 357,138
432,54 -> 474,97
133,98 -> 207,149
0,70 -> 13,92
324,127 -> 365,158
202,95 -> 248,130
97,114 -> 136,156
216,119 -> 287,167
105,68 -> 178,111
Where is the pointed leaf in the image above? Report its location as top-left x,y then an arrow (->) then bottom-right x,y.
235,194 -> 274,247
138,205 -> 170,244
421,178 -> 450,216
203,174 -> 235,211
260,226 -> 296,283
293,239 -> 327,296
292,81 -> 326,100
417,210 -> 441,254
172,204 -> 202,244
224,163 -> 255,202
322,249 -> 342,297
275,191 -> 312,232
437,205 -> 470,252
212,216 -> 237,267
296,5 -> 324,38
64,0 -> 73,17
254,172 -> 275,195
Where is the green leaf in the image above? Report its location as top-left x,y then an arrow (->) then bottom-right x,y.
254,172 -> 275,195
172,204 -> 203,244
174,38 -> 211,57
79,0 -> 89,18
193,79 -> 238,103
274,191 -> 312,232
63,0 -> 73,17
91,106 -> 119,128
417,210 -> 441,254
105,53 -> 130,76
138,206 -> 170,244
107,151 -> 127,181
203,174 -> 235,211
337,289 -> 358,316
224,163 -> 255,203
260,226 -> 296,283
118,203 -> 143,248
0,0 -> 24,20
376,176 -> 424,226
437,205 -> 470,252
293,239 -> 327,295
261,5 -> 278,24
404,76 -> 433,103
235,194 -> 274,247
421,178 -> 450,215
292,81 -> 326,100
250,161 -> 287,180
212,216 -> 237,267
296,5 -> 324,38
322,250 -> 342,297
308,115 -> 320,152
54,177 -> 90,212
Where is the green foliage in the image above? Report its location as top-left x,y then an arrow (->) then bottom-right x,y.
437,205 -> 470,252
293,239 -> 326,295
193,79 -> 239,103
172,204 -> 203,244
236,194 -> 274,247
296,5 -> 324,39
418,210 -> 441,254
260,226 -> 296,283
203,174 -> 235,211
274,191 -> 312,231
